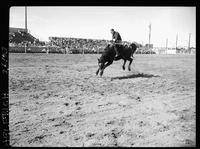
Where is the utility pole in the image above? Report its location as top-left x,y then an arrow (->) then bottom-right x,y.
166,38 -> 168,54
175,34 -> 178,50
25,6 -> 27,33
188,33 -> 191,54
148,23 -> 151,53
25,6 -> 27,53
175,34 -> 178,54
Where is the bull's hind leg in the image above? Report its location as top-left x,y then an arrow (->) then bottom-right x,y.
128,58 -> 133,71
122,59 -> 126,70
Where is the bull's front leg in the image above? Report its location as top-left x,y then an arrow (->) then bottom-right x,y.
96,68 -> 100,75
122,59 -> 126,70
100,61 -> 113,76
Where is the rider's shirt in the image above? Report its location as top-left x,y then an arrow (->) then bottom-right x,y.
112,31 -> 122,43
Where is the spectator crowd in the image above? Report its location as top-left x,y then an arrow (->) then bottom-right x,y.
48,37 -> 134,53
49,37 -> 109,53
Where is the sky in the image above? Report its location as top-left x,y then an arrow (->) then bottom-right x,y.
9,6 -> 196,47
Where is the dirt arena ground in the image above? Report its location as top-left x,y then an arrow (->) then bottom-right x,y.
9,53 -> 196,147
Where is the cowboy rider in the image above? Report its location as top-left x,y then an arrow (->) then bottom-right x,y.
110,28 -> 122,58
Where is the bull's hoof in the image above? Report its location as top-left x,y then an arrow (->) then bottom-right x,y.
122,66 -> 125,70
100,71 -> 103,76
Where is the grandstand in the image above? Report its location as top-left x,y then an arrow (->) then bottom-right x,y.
9,27 -> 36,44
9,27 -> 173,54
8,31 -> 148,54
9,27 -> 46,46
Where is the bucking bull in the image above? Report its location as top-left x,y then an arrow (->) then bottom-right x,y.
96,43 -> 138,76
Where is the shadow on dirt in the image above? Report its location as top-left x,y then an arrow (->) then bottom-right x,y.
111,73 -> 160,80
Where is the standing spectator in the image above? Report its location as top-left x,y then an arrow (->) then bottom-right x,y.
65,46 -> 69,54
47,46 -> 49,54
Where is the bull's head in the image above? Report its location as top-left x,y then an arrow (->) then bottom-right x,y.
129,43 -> 136,49
129,43 -> 138,52
97,58 -> 104,70
96,57 -> 105,76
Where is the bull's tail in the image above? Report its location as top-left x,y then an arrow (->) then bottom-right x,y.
131,53 -> 135,59
131,43 -> 137,58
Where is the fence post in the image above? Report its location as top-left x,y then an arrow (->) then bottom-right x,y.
24,42 -> 27,53
46,46 -> 49,54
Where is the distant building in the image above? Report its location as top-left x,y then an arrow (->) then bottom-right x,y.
152,47 -> 166,54
152,47 -> 178,54
166,48 -> 176,54
145,44 -> 153,49
158,48 -> 166,54
176,46 -> 196,54
190,47 -> 196,54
